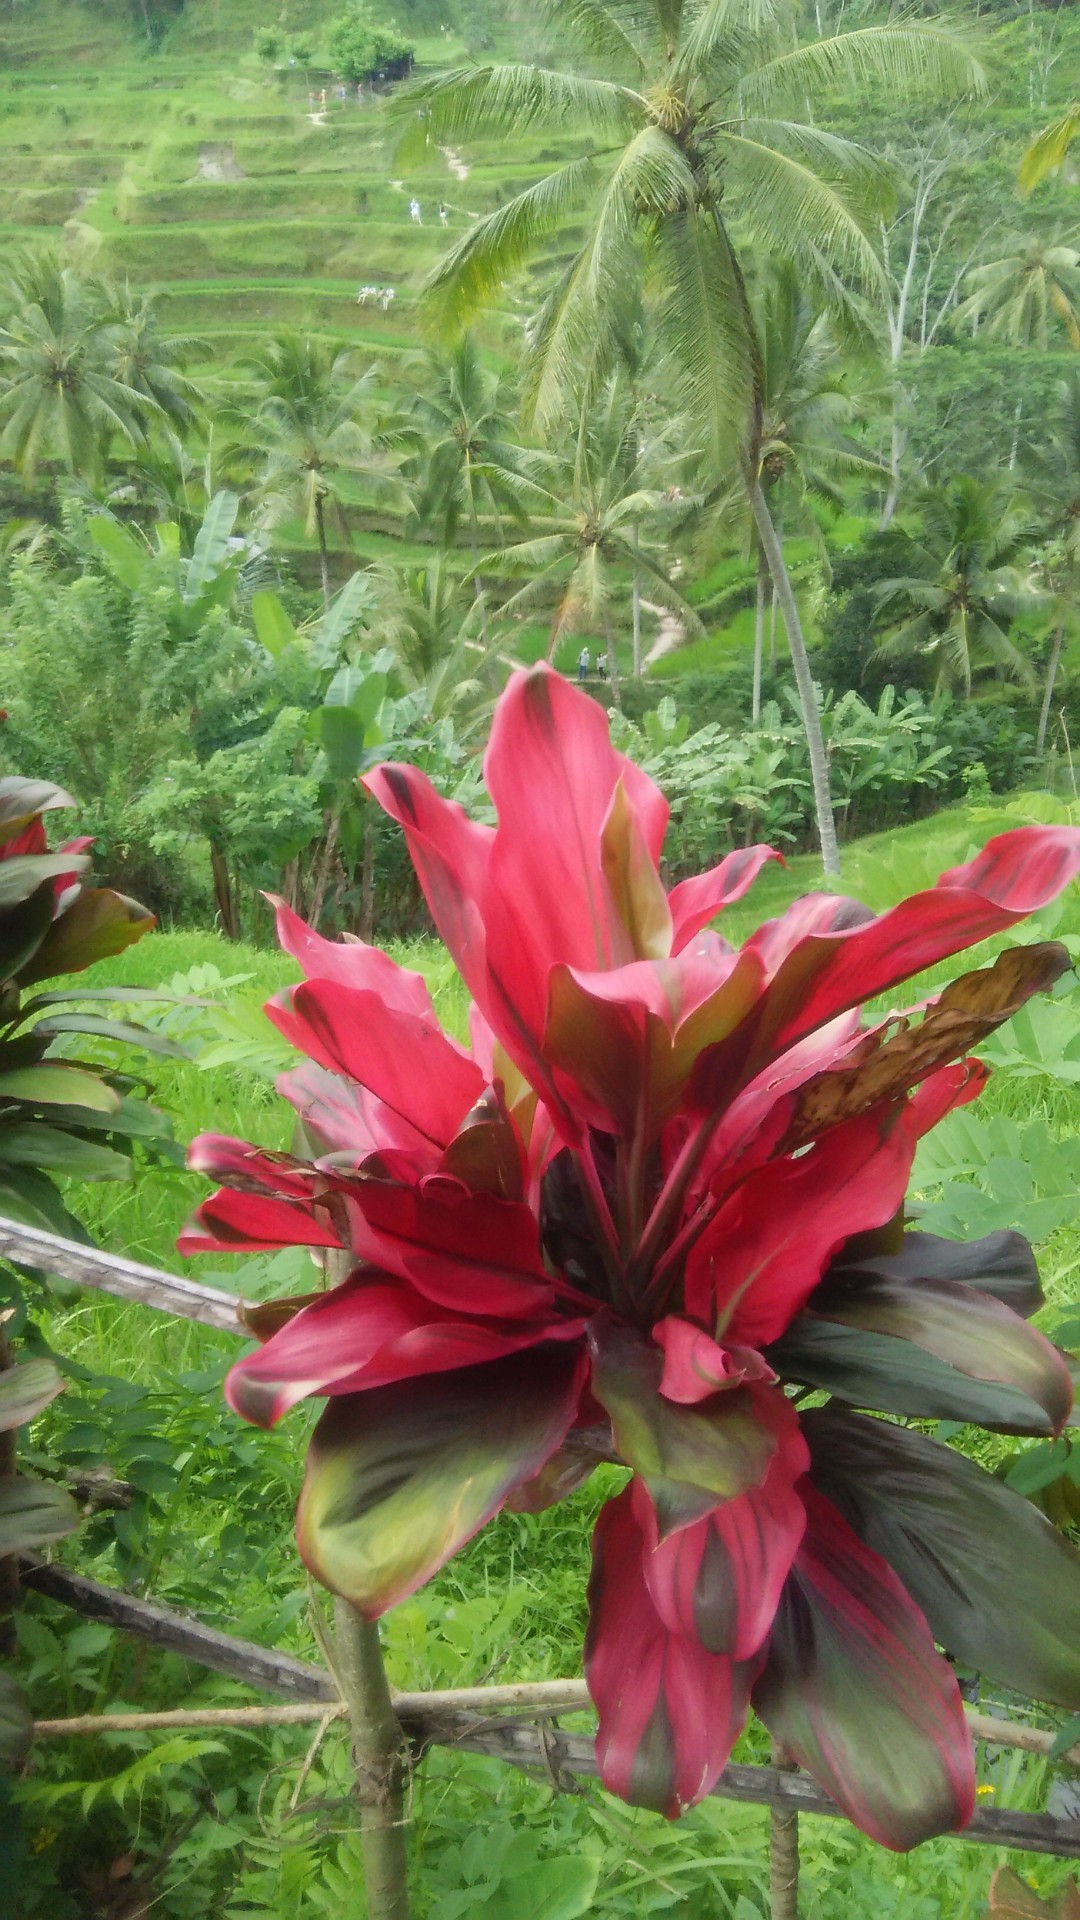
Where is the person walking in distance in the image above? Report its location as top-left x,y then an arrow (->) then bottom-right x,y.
409,197 -> 422,224
577,647 -> 590,683
439,203 -> 448,226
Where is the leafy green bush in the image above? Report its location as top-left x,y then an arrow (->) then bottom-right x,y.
328,5 -> 414,82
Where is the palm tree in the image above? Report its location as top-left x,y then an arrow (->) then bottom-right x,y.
872,476 -> 1044,698
1023,372 -> 1080,750
954,237 -> 1080,469
955,236 -> 1080,351
0,252 -> 146,480
366,557 -> 511,735
409,334 -> 528,562
240,334 -> 407,607
401,0 -> 982,874
480,375 -> 703,704
100,281 -> 206,435
718,267 -> 885,721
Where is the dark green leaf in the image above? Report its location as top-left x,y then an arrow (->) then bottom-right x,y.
0,1124 -> 132,1180
0,1360 -> 65,1432
34,1013 -> 186,1059
297,1345 -> 584,1614
0,778 -> 73,831
805,1407 -> 1080,1708
0,1066 -> 119,1114
0,854 -> 87,912
0,1475 -> 78,1553
836,1229 -> 1043,1317
772,1273 -> 1072,1433
0,886 -> 58,989
1049,1712 -> 1080,1762
20,890 -> 154,985
588,1319 -> 776,1535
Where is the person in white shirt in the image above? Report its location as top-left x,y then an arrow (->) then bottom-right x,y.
409,198 -> 421,224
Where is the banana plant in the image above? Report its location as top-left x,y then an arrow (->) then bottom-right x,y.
88,490 -> 250,643
0,776 -> 175,1766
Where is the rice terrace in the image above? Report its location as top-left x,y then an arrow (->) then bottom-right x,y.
5,0 -> 1080,1915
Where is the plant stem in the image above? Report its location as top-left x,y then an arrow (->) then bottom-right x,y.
752,542 -> 766,724
334,1598 -> 411,1920
769,1741 -> 800,1920
748,480 -> 840,878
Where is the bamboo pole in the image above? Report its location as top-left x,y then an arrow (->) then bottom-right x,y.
0,1220 -> 241,1333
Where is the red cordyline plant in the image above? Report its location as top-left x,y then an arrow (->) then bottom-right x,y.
182,667 -> 1080,1851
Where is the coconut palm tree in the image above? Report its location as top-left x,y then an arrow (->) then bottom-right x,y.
480,375 -> 703,705
872,475 -> 1044,698
0,252 -> 146,480
366,557 -> 512,736
1023,371 -> 1080,750
400,0 -> 982,873
409,333 -> 528,559
101,281 -> 206,435
240,334 -> 408,607
714,267 -> 886,721
956,236 -> 1080,351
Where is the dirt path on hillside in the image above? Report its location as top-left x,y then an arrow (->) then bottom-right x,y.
642,600 -> 688,664
440,146 -> 470,180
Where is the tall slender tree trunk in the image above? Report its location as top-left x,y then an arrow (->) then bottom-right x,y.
1037,622 -> 1065,755
315,494 -> 331,609
602,609 -> 623,711
209,840 -> 240,940
632,527 -> 643,678
752,543 -> 767,725
1009,396 -> 1024,471
749,480 -> 840,877
879,399 -> 906,531
360,808 -> 377,942
308,811 -> 340,930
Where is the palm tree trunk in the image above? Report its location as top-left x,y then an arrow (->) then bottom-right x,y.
632,526 -> 643,678
603,609 -> 623,712
360,808 -> 377,942
752,544 -> 767,725
1009,397 -> 1023,471
879,397 -> 905,531
1037,623 -> 1065,754
209,840 -> 240,940
315,493 -> 331,609
749,480 -> 840,878
308,811 -> 340,930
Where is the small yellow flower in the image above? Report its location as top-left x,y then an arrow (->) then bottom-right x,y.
976,1785 -> 995,1798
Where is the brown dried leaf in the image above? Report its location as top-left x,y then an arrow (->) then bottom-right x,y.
785,943 -> 1071,1147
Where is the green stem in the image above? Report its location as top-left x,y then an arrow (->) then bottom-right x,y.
334,1599 -> 411,1920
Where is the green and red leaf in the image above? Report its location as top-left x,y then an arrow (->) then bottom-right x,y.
753,1484 -> 974,1851
804,1408 -> 1080,1710
585,1484 -> 755,1817
296,1344 -> 585,1614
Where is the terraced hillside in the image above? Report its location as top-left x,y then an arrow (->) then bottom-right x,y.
0,3 -> 554,385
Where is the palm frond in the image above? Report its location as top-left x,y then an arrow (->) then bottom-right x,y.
712,126 -> 886,288
394,63 -> 641,150
538,0 -> 652,73
1020,104 -> 1080,195
740,23 -> 986,114
652,201 -> 755,473
424,157 -> 600,330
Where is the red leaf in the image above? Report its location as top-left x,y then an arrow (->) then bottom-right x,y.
585,1484 -> 756,1816
687,1107 -> 917,1348
177,1188 -> 340,1255
225,1272 -> 579,1426
187,1134 -> 324,1200
268,894 -> 436,1021
653,1317 -> 775,1404
268,980 -> 484,1148
638,1406 -> 808,1659
363,761 -> 494,1013
668,846 -> 783,951
277,1060 -> 432,1160
351,1178 -> 557,1318
753,1484 -> 975,1851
